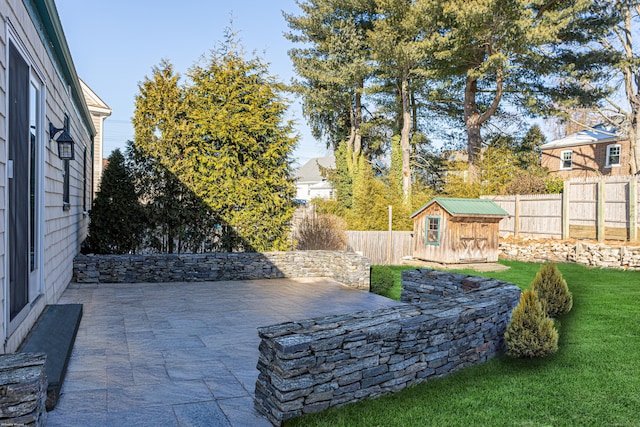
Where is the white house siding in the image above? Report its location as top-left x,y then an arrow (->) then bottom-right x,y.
90,112 -> 102,195
0,0 -> 94,352
81,79 -> 111,199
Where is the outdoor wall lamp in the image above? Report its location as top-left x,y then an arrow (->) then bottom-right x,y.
49,122 -> 75,160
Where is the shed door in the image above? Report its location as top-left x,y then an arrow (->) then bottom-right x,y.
458,222 -> 489,262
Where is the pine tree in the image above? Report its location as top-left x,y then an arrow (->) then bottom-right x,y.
425,0 -> 592,182
86,149 -> 143,254
551,0 -> 640,174
531,263 -> 573,318
132,62 -> 224,253
185,39 -> 297,252
505,289 -> 559,358
368,0 -> 435,203
284,0 -> 375,156
134,33 -> 297,252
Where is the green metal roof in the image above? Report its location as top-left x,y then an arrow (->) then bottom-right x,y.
410,198 -> 509,218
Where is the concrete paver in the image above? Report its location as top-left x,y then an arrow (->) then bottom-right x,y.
47,277 -> 403,426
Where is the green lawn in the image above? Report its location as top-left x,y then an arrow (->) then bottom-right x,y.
288,261 -> 640,426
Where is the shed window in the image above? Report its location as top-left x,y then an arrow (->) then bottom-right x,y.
560,150 -> 572,170
426,216 -> 440,246
606,144 -> 621,167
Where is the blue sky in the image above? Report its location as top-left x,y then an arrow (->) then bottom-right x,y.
55,0 -> 328,167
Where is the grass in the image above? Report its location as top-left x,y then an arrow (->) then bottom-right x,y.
288,261 -> 640,426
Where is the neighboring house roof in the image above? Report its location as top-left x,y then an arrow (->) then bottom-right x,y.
27,0 -> 95,138
411,198 -> 509,219
295,156 -> 335,182
540,124 -> 620,150
80,79 -> 112,117
309,181 -> 333,190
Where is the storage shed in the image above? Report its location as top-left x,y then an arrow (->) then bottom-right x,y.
411,198 -> 509,264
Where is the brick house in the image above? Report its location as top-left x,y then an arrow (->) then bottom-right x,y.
540,124 -> 630,178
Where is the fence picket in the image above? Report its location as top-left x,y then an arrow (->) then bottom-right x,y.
484,175 -> 640,242
346,231 -> 413,265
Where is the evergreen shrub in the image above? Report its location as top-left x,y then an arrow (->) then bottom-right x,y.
84,149 -> 144,254
531,263 -> 573,318
505,289 -> 559,358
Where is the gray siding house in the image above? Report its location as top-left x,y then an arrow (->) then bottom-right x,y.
0,0 -> 96,352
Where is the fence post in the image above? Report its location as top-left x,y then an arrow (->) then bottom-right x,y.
630,177 -> 638,243
562,181 -> 570,240
597,179 -> 605,242
514,194 -> 520,237
387,205 -> 392,265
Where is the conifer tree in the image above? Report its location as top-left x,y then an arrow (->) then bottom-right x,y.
284,0 -> 376,157
505,289 -> 559,358
531,263 -> 573,318
86,149 -> 143,254
547,0 -> 640,174
369,0 -> 434,203
134,33 -> 297,252
427,0 -> 592,182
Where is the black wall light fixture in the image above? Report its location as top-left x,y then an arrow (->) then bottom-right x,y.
49,122 -> 75,160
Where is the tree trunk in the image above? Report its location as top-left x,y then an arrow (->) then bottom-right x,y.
464,76 -> 482,183
629,110 -> 640,175
463,66 -> 503,183
467,121 -> 482,182
353,85 -> 363,161
400,74 -> 412,203
347,107 -> 356,157
620,4 -> 639,174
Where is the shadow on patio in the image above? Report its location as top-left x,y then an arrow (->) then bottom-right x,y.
46,277 -> 403,427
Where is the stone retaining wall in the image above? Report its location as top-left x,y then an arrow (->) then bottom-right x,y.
73,251 -> 370,290
0,353 -> 47,426
499,240 -> 640,270
254,269 -> 520,425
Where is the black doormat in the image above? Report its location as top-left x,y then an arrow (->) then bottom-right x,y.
18,304 -> 83,410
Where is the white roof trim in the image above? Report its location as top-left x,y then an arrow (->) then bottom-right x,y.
80,79 -> 112,116
541,124 -> 621,150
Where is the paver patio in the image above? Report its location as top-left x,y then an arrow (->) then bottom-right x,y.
46,277 -> 403,426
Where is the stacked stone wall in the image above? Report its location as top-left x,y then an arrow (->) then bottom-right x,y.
0,353 -> 47,426
499,240 -> 640,270
73,251 -> 370,290
254,270 -> 520,425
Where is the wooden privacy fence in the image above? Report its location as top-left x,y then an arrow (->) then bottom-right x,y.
483,175 -> 639,242
346,231 -> 413,265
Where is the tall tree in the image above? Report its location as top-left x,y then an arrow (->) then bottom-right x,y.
132,61 -> 216,253
85,149 -> 143,254
610,0 -> 640,174
285,0 -> 376,158
185,41 -> 297,251
127,140 -> 222,254
429,0 -> 592,182
133,37 -> 297,252
369,0 -> 433,203
556,1 -> 640,174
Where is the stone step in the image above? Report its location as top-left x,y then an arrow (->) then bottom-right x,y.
18,304 -> 83,410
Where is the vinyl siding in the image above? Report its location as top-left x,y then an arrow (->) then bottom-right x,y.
0,0 -> 93,352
